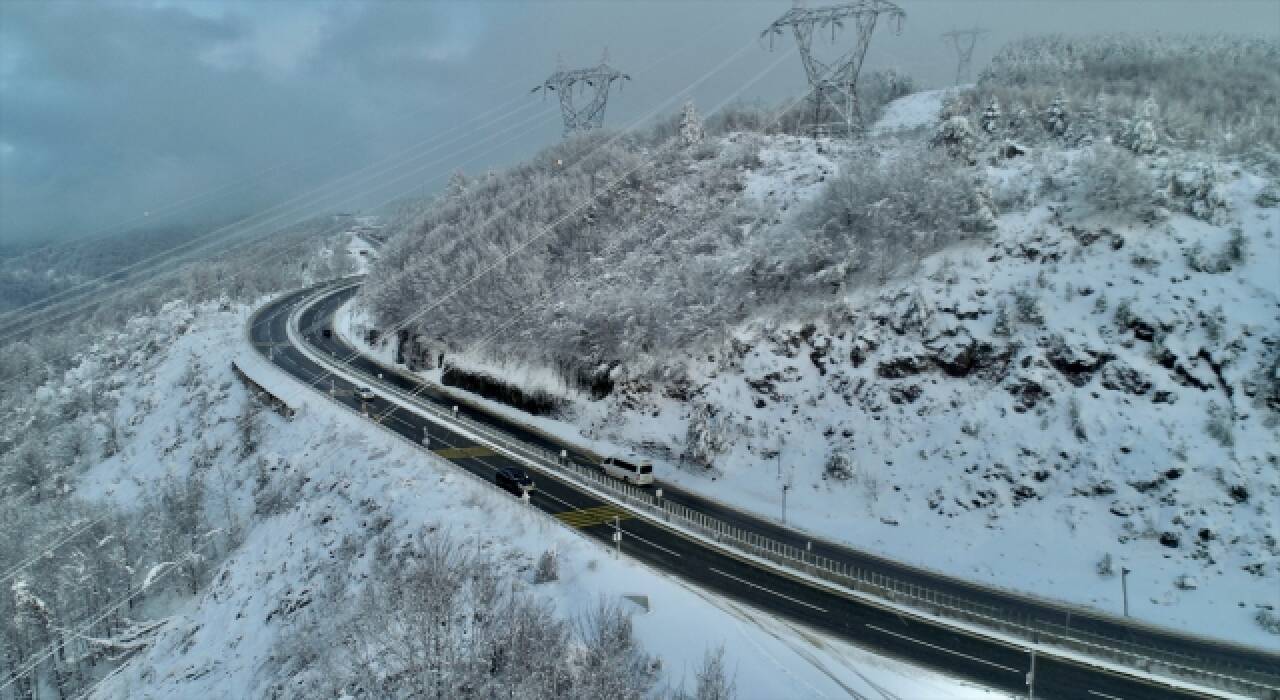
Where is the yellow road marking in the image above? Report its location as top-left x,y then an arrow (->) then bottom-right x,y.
432,445 -> 497,460
554,505 -> 632,529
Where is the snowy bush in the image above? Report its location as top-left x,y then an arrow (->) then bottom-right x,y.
685,646 -> 737,700
1096,552 -> 1115,577
823,452 -> 855,481
931,115 -> 977,164
1258,609 -> 1280,635
1205,401 -> 1235,447
1170,162 -> 1231,223
296,532 -> 659,699
972,34 -> 1280,162
534,547 -> 560,583
679,101 -> 706,148
1076,144 -> 1157,218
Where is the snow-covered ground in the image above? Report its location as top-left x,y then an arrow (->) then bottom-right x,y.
871,86 -> 966,135
339,90 -> 1280,649
60,299 -> 1001,697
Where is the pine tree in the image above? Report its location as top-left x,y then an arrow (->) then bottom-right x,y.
445,170 -> 469,200
679,100 -> 705,148
1127,97 -> 1160,155
1044,89 -> 1069,137
981,97 -> 1002,135
932,115 -> 977,164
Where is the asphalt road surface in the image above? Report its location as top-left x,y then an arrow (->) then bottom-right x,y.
249,279 -> 1280,700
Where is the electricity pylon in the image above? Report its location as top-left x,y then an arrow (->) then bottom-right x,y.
942,28 -> 988,85
532,50 -> 631,137
762,0 -> 906,138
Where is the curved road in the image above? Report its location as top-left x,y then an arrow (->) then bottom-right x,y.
251,279 -> 1280,700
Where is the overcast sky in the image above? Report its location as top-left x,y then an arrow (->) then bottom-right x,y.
1,0 -> 1277,246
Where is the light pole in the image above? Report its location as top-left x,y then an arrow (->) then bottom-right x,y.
781,482 -> 791,525
1121,567 -> 1131,617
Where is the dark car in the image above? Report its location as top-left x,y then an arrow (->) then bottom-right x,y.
322,328 -> 332,338
495,467 -> 534,496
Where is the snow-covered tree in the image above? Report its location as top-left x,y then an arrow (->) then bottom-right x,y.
444,169 -> 469,200
981,97 -> 1002,135
1124,96 -> 1160,155
679,100 -> 705,148
932,115 -> 978,164
691,646 -> 736,700
1044,89 -> 1069,137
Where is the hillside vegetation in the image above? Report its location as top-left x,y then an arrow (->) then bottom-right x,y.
353,33 -> 1280,645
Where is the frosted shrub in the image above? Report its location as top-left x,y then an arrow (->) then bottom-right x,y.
690,646 -> 737,700
1014,289 -> 1044,325
931,115 -> 978,164
1170,162 -> 1231,224
1096,552 -> 1115,577
781,146 -> 990,291
824,452 -> 854,481
1205,401 -> 1234,447
1257,609 -> 1280,636
1076,144 -> 1156,218
534,548 -> 560,583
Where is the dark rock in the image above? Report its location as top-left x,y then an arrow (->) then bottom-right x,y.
1006,377 -> 1049,413
888,384 -> 923,404
876,355 -> 930,379
1011,484 -> 1038,505
1046,334 -> 1113,386
1128,318 -> 1155,342
1229,485 -> 1249,503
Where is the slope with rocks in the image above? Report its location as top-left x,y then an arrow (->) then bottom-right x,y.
349,66 -> 1280,647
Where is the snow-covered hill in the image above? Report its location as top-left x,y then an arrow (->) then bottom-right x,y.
3,298 -> 999,697
347,82 -> 1280,648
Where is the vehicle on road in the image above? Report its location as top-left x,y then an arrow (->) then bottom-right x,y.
322,328 -> 332,338
495,466 -> 534,496
600,454 -> 654,485
355,386 -> 376,402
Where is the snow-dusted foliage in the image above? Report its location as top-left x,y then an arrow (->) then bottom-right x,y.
0,215 -> 354,405
679,100 -> 705,148
980,97 -> 1002,135
351,36 -> 1280,646
932,114 -> 978,164
973,33 -> 1280,165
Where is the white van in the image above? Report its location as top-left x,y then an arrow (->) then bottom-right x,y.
600,454 -> 654,485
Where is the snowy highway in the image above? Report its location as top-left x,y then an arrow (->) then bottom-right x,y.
249,279 -> 1280,700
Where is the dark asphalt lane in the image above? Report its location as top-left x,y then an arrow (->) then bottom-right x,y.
249,281 -> 1273,700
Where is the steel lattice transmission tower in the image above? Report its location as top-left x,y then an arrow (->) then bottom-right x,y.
762,0 -> 906,138
532,50 -> 631,137
942,28 -> 988,85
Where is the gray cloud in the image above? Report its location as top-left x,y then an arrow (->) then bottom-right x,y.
2,0 -> 1275,245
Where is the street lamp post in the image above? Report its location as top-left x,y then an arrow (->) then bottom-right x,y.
781,482 -> 791,525
1121,567 -> 1131,617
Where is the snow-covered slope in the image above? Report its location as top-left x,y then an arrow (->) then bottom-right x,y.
15,299 -> 998,697
345,89 -> 1280,648
870,87 -> 964,134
